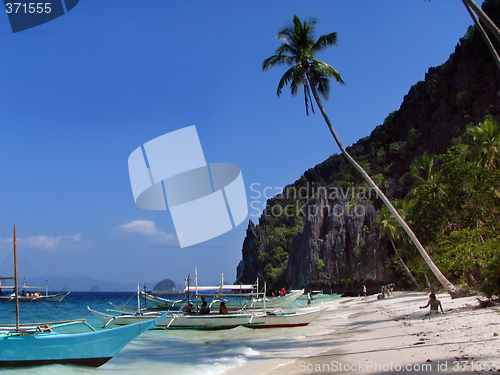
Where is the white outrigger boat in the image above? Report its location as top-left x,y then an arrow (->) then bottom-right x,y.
89,307 -> 256,330
141,289 -> 305,310
143,271 -> 304,311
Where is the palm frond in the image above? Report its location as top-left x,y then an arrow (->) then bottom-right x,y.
276,66 -> 298,97
289,67 -> 304,97
316,77 -> 331,100
312,32 -> 338,53
263,53 -> 295,70
311,60 -> 345,84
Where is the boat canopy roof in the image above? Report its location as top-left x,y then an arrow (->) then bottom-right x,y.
184,285 -> 255,292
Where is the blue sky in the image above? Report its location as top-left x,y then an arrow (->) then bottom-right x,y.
0,1 -> 483,289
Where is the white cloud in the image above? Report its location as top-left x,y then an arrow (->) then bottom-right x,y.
3,233 -> 84,251
116,220 -> 177,245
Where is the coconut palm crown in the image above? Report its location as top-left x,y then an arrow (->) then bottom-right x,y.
263,15 -> 345,115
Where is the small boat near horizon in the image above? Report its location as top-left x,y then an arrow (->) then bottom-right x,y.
0,277 -> 71,303
0,291 -> 71,303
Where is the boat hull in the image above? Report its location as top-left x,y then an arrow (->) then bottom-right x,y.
0,319 -> 156,367
88,307 -> 166,327
243,308 -> 324,329
159,313 -> 254,330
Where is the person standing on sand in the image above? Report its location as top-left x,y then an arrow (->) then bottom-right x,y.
420,293 -> 444,315
363,285 -> 367,297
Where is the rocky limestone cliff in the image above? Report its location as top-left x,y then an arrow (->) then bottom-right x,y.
284,189 -> 391,289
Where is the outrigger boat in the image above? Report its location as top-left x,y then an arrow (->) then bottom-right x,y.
0,226 -> 161,367
143,272 -> 304,311
90,307 -> 256,330
0,279 -> 70,302
94,280 -> 320,330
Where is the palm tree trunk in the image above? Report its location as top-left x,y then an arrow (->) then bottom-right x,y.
390,238 -> 420,289
462,0 -> 500,44
423,270 -> 433,292
307,77 -> 464,298
463,0 -> 500,71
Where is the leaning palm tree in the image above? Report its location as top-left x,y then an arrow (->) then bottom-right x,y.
263,15 -> 463,297
466,115 -> 500,171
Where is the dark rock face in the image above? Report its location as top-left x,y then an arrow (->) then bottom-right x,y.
237,0 -> 500,293
153,278 -> 176,291
284,190 -> 392,290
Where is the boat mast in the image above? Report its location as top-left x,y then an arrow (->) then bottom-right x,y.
195,267 -> 198,310
136,283 -> 140,313
263,282 -> 267,312
14,225 -> 20,330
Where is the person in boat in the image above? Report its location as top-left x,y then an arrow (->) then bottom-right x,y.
183,302 -> 193,313
199,300 -> 210,314
280,287 -> 286,296
420,293 -> 444,316
218,302 -> 228,314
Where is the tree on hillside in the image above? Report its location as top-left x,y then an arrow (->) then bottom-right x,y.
466,115 -> 500,171
263,15 -> 464,297
379,203 -> 420,289
410,152 -> 441,188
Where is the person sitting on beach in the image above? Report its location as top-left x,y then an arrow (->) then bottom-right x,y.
388,283 -> 395,295
200,301 -> 210,314
218,302 -> 228,314
420,293 -> 444,315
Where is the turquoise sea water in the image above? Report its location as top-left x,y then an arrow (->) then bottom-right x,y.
0,293 -> 343,375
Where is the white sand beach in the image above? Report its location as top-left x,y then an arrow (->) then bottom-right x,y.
236,292 -> 500,375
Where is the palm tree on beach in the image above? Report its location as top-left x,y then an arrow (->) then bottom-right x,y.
263,15 -> 464,297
